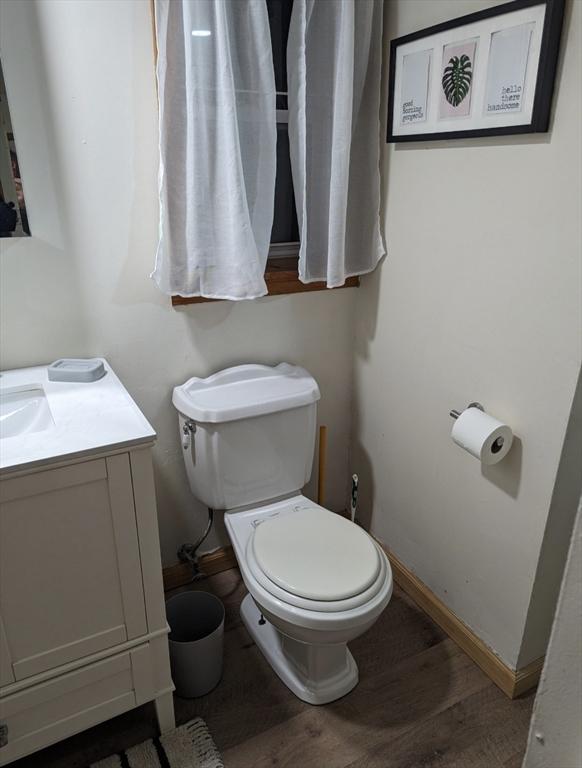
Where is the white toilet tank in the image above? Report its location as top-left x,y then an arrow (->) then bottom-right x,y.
173,364 -> 321,511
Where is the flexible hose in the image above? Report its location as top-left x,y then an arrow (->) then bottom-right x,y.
177,508 -> 214,581
190,508 -> 214,553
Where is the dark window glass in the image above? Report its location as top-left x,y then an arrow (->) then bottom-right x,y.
272,124 -> 299,244
266,0 -> 299,251
267,0 -> 293,97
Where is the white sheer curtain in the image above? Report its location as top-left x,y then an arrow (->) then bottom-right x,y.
288,0 -> 385,287
152,0 -> 276,300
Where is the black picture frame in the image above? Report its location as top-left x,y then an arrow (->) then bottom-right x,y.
386,0 -> 565,143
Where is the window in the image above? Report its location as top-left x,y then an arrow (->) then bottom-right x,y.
168,0 -> 359,305
267,0 -> 299,259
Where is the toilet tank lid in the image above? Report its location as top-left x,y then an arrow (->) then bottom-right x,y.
172,363 -> 320,423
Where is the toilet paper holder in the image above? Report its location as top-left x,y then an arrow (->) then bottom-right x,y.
449,401 -> 510,458
450,402 -> 484,420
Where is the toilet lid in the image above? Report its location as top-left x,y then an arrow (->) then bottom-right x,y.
251,507 -> 381,601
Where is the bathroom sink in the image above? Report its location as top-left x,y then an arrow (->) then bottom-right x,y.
0,360 -> 155,472
0,385 -> 55,438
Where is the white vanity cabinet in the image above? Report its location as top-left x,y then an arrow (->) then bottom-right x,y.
0,445 -> 175,765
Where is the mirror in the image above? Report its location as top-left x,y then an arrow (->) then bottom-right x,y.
0,57 -> 30,237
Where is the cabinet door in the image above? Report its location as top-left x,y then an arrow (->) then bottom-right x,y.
0,455 -> 147,682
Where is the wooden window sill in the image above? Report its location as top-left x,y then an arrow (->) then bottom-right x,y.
171,258 -> 359,306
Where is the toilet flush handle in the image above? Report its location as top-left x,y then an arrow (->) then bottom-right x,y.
182,419 -> 196,450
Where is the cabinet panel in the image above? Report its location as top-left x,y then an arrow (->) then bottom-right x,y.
129,449 -> 168,633
106,455 -> 147,640
0,619 -> 14,688
0,460 -> 107,503
0,649 -> 137,765
12,627 -> 126,681
0,458 -> 146,681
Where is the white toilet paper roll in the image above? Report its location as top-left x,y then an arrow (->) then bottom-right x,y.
451,407 -> 513,465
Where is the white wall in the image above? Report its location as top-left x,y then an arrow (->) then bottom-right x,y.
0,0 -> 356,565
523,497 -> 582,768
353,0 -> 582,668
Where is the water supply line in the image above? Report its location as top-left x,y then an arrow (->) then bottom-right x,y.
177,507 -> 214,582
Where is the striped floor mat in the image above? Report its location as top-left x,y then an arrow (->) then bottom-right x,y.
91,718 -> 224,768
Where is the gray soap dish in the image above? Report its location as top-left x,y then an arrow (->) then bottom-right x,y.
48,358 -> 106,383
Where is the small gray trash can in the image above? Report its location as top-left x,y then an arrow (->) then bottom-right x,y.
166,591 -> 225,698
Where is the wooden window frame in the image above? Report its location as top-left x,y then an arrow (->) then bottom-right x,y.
171,258 -> 359,306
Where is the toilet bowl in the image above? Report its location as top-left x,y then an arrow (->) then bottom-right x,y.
225,495 -> 392,704
173,363 -> 393,704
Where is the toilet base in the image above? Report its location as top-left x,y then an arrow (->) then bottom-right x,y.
240,594 -> 358,705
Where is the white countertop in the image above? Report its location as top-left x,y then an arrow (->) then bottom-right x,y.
0,359 -> 156,474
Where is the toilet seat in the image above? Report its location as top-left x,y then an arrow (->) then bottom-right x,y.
246,506 -> 387,613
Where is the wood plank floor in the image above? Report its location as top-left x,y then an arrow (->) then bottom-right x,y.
12,568 -> 534,768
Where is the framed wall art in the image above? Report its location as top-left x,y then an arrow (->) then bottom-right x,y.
387,0 -> 565,142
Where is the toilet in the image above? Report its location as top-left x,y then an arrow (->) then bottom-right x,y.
173,363 -> 393,705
